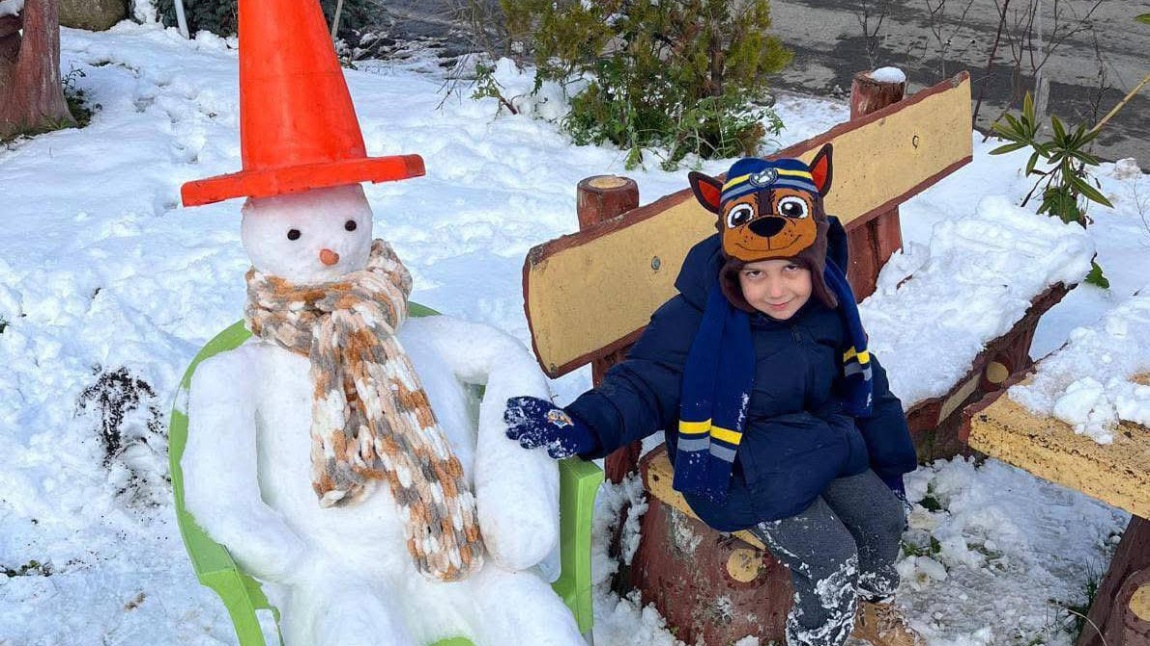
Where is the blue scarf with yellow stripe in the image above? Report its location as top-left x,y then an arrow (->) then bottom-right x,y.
673,261 -> 872,501
825,259 -> 874,416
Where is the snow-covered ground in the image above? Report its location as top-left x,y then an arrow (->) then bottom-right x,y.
1,21 -> 1147,646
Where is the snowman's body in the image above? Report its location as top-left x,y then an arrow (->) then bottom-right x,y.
183,186 -> 584,646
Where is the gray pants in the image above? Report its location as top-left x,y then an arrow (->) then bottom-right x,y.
747,470 -> 906,646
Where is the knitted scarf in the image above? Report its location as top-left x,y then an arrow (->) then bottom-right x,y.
674,262 -> 873,501
245,239 -> 484,582
824,260 -> 873,416
673,280 -> 755,501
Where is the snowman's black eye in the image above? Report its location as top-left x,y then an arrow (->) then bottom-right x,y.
344,220 -> 357,232
287,229 -> 301,241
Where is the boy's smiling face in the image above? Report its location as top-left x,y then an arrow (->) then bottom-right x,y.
738,258 -> 813,321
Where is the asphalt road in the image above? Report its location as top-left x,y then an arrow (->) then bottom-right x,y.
384,0 -> 1149,163
767,0 -> 1150,163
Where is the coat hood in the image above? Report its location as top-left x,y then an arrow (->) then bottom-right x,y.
674,234 -> 726,311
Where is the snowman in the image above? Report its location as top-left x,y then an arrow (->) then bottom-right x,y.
177,2 -> 586,645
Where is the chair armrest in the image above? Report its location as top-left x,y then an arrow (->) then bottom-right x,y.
553,457 -> 604,636
170,321 -> 274,645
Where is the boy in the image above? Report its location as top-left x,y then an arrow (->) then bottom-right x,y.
505,146 -> 924,646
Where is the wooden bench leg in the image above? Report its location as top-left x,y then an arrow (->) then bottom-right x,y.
1077,515 -> 1150,646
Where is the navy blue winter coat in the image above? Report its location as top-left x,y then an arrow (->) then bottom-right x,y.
566,224 -> 918,532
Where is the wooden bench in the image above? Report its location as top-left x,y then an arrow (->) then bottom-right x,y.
522,70 -> 1080,644
964,373 -> 1150,646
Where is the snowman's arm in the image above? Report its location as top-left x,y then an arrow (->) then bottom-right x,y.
184,347 -> 307,583
405,316 -> 560,571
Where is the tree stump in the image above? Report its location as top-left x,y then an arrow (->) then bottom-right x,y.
0,0 -> 75,140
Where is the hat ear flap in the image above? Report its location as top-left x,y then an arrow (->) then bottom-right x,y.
809,144 -> 833,196
689,171 -> 724,214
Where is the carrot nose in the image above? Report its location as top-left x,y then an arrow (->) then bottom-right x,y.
319,249 -> 340,266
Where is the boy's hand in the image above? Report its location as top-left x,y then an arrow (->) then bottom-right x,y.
503,396 -> 598,459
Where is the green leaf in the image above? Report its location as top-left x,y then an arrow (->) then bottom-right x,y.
1074,152 -> 1103,167
1137,14 -> 1150,25
1003,113 -> 1026,137
1051,115 -> 1067,141
1026,151 -> 1042,175
1078,127 -> 1102,146
990,142 -> 1029,155
992,122 -> 1023,143
1062,122 -> 1090,148
1085,260 -> 1110,289
1069,174 -> 1114,208
1022,92 -> 1035,120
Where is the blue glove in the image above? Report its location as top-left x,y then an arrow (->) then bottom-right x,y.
504,396 -> 599,459
881,473 -> 907,500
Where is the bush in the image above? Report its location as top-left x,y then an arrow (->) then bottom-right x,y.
154,0 -> 382,39
492,0 -> 791,169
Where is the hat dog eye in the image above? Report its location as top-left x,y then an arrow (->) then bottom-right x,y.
777,196 -> 809,219
726,204 -> 755,229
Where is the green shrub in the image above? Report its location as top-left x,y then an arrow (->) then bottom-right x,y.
154,0 -> 381,39
496,0 -> 791,169
990,93 -> 1113,227
990,92 -> 1116,288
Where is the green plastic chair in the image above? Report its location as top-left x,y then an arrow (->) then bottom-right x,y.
169,305 -> 603,646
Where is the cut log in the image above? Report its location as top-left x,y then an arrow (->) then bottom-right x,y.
632,446 -> 791,645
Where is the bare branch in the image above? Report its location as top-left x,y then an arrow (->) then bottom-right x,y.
972,0 -> 1011,125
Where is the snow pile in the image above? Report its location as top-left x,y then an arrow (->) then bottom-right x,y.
1009,289 -> 1150,442
869,67 -> 907,84
862,196 -> 1094,407
899,458 -> 1128,645
1111,158 -> 1142,181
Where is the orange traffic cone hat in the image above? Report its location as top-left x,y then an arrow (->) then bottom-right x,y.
180,0 -> 424,207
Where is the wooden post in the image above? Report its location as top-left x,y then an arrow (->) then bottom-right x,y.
846,70 -> 906,301
576,176 -> 642,484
